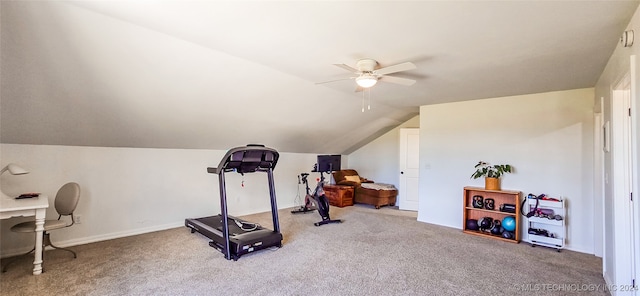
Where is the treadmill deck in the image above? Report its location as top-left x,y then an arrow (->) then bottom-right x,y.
185,215 -> 282,260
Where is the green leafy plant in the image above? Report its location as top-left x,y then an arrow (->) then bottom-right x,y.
471,161 -> 512,179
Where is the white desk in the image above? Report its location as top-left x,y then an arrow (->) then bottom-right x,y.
0,195 -> 48,275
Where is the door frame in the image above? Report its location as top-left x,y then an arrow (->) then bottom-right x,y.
631,55 -> 639,294
608,58 -> 637,293
594,110 -> 604,258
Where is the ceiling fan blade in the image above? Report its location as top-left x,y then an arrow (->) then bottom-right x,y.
375,62 -> 417,75
379,75 -> 416,86
315,77 -> 352,85
333,63 -> 359,73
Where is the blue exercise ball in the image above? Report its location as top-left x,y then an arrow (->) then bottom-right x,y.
502,216 -> 516,232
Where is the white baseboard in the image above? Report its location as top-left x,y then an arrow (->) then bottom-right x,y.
1,221 -> 185,258
59,221 -> 185,248
521,238 -> 594,254
416,218 -> 459,230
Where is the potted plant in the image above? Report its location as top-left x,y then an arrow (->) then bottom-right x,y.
471,161 -> 512,190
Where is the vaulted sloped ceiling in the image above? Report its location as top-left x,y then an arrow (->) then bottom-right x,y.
1,1 -> 637,154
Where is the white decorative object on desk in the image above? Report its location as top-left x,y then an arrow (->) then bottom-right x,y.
0,163 -> 29,199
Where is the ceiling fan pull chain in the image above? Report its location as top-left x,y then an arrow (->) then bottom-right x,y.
362,91 -> 365,112
368,89 -> 371,110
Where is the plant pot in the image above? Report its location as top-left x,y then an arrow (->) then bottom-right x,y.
485,177 -> 500,191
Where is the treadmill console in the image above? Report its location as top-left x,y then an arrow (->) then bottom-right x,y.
207,145 -> 279,175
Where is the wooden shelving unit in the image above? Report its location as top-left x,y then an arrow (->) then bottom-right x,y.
462,186 -> 521,243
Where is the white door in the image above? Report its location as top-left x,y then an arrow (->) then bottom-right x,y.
399,128 -> 419,211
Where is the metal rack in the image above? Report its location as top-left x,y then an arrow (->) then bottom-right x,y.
526,198 -> 565,251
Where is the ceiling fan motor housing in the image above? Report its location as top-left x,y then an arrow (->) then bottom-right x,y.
356,59 -> 378,72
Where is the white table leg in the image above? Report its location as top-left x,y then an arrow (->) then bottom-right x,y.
33,208 -> 46,275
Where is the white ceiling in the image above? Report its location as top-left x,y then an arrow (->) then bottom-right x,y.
1,1 -> 637,154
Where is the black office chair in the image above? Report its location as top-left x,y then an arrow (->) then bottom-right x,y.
2,182 -> 81,272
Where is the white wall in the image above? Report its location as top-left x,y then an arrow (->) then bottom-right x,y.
418,88 -> 595,253
594,4 -> 640,292
347,115 -> 419,189
0,144 -> 318,256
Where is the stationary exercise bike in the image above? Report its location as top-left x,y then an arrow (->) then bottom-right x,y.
291,171 -> 342,226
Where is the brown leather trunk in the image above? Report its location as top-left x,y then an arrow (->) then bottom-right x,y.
323,185 -> 354,207
355,186 -> 397,209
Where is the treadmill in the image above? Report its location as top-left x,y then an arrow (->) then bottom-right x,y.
185,144 -> 282,261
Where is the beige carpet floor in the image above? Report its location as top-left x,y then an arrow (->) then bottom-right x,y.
0,205 -> 607,295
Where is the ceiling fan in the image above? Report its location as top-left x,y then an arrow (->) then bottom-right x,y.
317,58 -> 417,91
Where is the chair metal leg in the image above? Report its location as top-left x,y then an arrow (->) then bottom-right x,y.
48,239 -> 77,258
1,247 -> 35,273
3,232 -> 77,273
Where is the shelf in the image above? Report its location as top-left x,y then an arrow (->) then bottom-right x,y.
529,234 -> 564,248
463,229 -> 518,243
528,216 -> 563,226
464,186 -> 521,195
463,187 -> 521,243
527,199 -> 563,209
464,207 -> 516,216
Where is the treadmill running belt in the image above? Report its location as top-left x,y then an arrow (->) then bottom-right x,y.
196,215 -> 255,236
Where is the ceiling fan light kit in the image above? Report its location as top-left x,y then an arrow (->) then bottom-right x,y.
356,74 -> 378,88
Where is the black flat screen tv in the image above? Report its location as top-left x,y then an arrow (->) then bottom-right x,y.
317,155 -> 341,172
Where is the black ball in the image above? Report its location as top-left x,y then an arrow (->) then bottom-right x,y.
466,219 -> 479,231
502,231 -> 514,240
